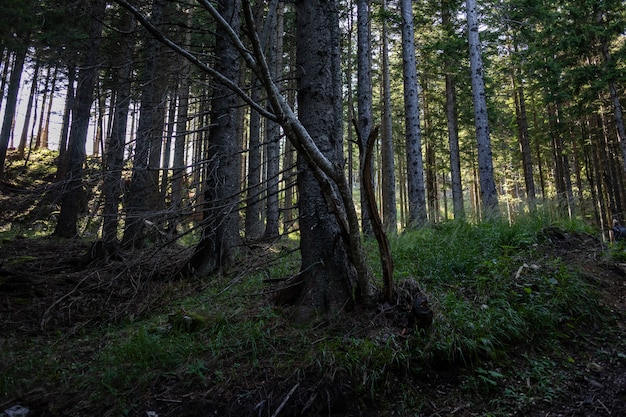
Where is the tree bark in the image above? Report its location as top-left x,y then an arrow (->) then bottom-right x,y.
466,0 -> 499,218
287,0 -> 359,317
17,60 -> 39,159
187,0 -> 242,275
356,0 -> 374,235
54,0 -> 106,237
122,0 -> 168,247
0,38 -> 28,179
400,0 -> 428,227
263,1 -> 283,240
103,10 -> 136,246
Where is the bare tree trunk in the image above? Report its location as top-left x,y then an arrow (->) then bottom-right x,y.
103,11 -> 136,247
187,0 -> 242,275
263,1 -> 283,240
400,0 -> 427,227
54,0 -> 106,237
122,0 -> 167,247
356,0 -> 374,235
511,63 -> 536,212
39,65 -> 58,150
288,0 -> 358,317
466,0 -> 498,218
0,38 -> 28,179
17,60 -> 39,158
56,62 -> 75,181
34,65 -> 52,150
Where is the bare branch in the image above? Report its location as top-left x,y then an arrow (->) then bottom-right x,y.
112,0 -> 278,122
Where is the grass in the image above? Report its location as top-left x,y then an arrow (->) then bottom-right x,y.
0,215 -> 614,415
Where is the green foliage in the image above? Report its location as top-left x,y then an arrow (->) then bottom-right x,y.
0,216 -> 613,415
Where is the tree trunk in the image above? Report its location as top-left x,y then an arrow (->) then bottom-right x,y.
245,75 -> 263,240
122,0 -> 167,247
39,65 -> 58,150
442,0 -> 464,221
103,10 -> 136,246
400,0 -> 427,227
263,1 -> 283,240
356,0 -> 374,235
56,62 -> 75,181
17,60 -> 39,159
511,61 -> 536,212
187,0 -> 242,275
54,0 -> 106,237
289,0 -> 358,318
168,5 -> 193,233
0,38 -> 28,179
466,0 -> 499,218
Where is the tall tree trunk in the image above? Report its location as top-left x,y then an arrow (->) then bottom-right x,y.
103,11 -> 136,247
263,1 -> 283,240
288,0 -> 358,318
466,0 -> 498,218
17,60 -> 39,158
0,38 -> 28,179
511,59 -> 536,212
39,65 -> 58,150
34,65 -> 52,149
442,0 -> 464,221
122,0 -> 167,247
187,0 -> 242,275
400,0 -> 427,227
56,62 -> 76,181
423,80 -> 438,222
245,76 -> 263,240
54,0 -> 106,237
356,0 -> 374,235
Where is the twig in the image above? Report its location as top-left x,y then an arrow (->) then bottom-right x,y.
40,272 -> 95,331
271,383 -> 299,417
156,398 -> 183,404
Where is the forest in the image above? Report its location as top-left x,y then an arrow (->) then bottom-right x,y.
1,0 -> 626,416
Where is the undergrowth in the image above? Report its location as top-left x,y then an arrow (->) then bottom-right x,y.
0,216 -> 613,415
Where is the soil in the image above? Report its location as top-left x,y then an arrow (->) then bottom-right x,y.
1,172 -> 625,416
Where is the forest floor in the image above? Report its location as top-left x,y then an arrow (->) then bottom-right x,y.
1,154 -> 625,416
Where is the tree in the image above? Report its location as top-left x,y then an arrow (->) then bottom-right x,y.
102,7 -> 137,248
377,0 -> 397,233
356,0 -> 374,235
186,0 -> 243,275
54,0 -> 107,237
400,0 -> 428,227
122,0 -> 168,247
466,0 -> 498,218
442,0 -> 465,220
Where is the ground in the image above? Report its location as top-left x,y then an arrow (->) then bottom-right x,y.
1,157 -> 625,416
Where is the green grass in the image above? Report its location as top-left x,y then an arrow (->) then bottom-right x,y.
0,215 -> 612,414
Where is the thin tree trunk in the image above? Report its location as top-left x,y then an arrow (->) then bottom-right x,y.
356,0 -> 374,235
35,65 -> 52,149
442,0 -> 464,220
263,1 -> 283,240
17,60 -> 39,158
511,61 -> 536,212
40,65 -> 58,150
0,40 -> 28,179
